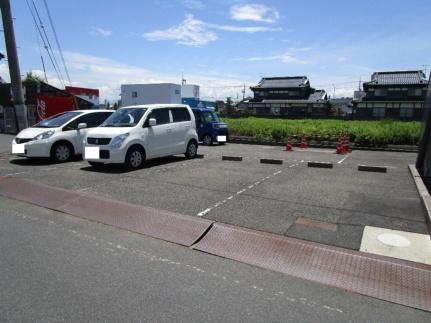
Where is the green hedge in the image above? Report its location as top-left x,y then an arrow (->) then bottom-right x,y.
222,117 -> 421,146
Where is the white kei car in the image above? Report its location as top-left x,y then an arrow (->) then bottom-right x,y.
84,104 -> 199,169
12,110 -> 113,162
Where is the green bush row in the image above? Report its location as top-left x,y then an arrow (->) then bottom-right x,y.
221,117 -> 421,146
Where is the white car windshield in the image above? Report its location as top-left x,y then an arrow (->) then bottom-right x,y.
101,108 -> 147,127
34,111 -> 84,128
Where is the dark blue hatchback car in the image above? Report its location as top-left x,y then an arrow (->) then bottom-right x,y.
191,108 -> 229,145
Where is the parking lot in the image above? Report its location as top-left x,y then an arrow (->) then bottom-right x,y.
0,135 -> 427,250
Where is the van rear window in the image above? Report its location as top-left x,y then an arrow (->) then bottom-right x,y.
171,108 -> 191,122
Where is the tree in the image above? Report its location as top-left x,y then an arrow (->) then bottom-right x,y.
225,97 -> 234,115
22,71 -> 44,84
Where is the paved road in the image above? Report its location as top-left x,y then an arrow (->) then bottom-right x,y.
0,133 -> 426,250
1,196 -> 430,322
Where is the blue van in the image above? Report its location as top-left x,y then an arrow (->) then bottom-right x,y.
192,108 -> 229,145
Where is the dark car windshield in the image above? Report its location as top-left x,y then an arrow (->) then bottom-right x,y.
202,111 -> 220,123
33,111 -> 84,128
101,108 -> 147,127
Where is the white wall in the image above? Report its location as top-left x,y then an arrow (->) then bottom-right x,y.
121,83 -> 181,106
181,84 -> 199,99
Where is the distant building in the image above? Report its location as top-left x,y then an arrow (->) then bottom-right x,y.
353,70 -> 429,120
180,83 -> 215,109
65,86 -> 99,107
181,84 -> 199,99
330,97 -> 353,117
121,83 -> 181,106
0,80 -> 94,130
245,76 -> 329,117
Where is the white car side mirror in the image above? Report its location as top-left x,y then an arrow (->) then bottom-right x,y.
149,118 -> 157,127
77,123 -> 87,130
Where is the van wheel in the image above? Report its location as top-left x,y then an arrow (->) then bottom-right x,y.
185,140 -> 198,159
125,146 -> 145,169
203,134 -> 212,146
51,142 -> 73,162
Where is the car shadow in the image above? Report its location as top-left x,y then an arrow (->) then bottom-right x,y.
80,155 -> 188,173
9,155 -> 82,166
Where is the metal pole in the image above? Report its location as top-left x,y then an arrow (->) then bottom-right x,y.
0,0 -> 28,131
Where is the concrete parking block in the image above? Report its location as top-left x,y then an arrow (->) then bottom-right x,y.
358,165 -> 387,173
222,155 -> 243,161
307,161 -> 333,169
260,158 -> 283,165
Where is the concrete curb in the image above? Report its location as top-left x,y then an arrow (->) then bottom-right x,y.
307,161 -> 333,169
260,158 -> 283,165
408,164 -> 431,237
358,165 -> 387,173
222,156 -> 243,162
228,137 -> 418,153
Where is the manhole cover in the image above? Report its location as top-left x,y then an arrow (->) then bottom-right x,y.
377,233 -> 411,247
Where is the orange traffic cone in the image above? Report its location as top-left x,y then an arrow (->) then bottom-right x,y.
300,136 -> 308,149
346,136 -> 352,153
285,137 -> 293,151
336,135 -> 344,154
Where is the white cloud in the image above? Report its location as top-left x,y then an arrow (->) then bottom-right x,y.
336,56 -> 347,63
230,4 -> 280,23
0,63 -> 10,82
181,0 -> 204,10
246,52 -> 308,65
209,24 -> 281,33
143,14 -> 281,46
143,15 -> 217,46
34,51 -> 254,102
89,27 -> 112,38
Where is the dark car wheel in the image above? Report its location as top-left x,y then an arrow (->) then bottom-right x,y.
51,142 -> 73,163
185,141 -> 198,159
125,146 -> 145,169
202,134 -> 212,146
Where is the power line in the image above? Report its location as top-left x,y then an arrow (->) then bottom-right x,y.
43,0 -> 71,85
29,0 -> 65,87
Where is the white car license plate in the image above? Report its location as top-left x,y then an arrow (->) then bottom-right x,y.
217,135 -> 226,142
85,146 -> 100,159
12,143 -> 25,154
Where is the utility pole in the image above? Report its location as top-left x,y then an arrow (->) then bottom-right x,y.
0,0 -> 28,131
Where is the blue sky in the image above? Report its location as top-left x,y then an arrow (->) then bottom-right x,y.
1,0 -> 430,101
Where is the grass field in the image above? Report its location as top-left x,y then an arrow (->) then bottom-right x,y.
222,117 -> 421,146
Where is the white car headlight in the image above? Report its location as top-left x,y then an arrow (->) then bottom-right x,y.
33,130 -> 55,141
110,133 -> 129,148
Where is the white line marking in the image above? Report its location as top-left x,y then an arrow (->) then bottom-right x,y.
337,155 -> 349,164
4,171 -> 27,176
196,166 -> 289,216
197,208 -> 211,217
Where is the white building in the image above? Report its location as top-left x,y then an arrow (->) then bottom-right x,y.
121,83 -> 181,106
181,84 -> 199,99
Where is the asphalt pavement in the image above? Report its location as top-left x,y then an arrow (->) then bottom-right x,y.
1,196 -> 430,322
0,135 -> 426,250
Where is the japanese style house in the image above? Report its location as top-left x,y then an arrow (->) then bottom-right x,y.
244,76 -> 329,117
353,70 -> 429,120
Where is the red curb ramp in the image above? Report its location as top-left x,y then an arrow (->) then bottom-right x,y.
193,222 -> 431,312
0,176 -> 213,247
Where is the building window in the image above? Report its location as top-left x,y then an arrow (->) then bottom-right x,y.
372,107 -> 385,117
400,108 -> 414,118
175,89 -> 180,95
131,91 -> 138,98
408,88 -> 423,96
374,89 -> 387,97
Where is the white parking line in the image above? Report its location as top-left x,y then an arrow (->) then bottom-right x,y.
196,163 -> 299,217
337,155 -> 349,164
3,171 -> 27,177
